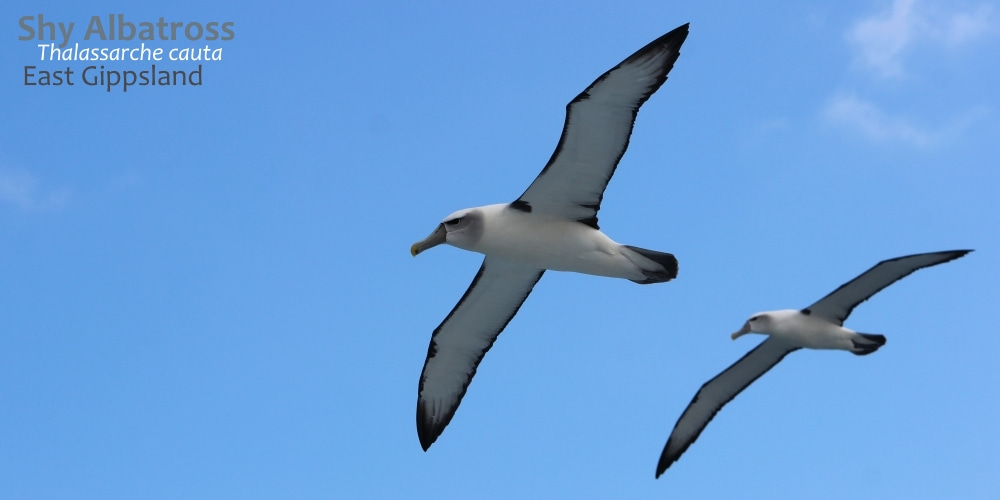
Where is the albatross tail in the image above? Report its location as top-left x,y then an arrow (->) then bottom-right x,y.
850,333 -> 886,356
623,245 -> 679,284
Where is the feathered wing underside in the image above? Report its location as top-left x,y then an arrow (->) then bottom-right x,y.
803,250 -> 972,325
514,24 -> 689,228
416,257 -> 545,450
656,338 -> 799,477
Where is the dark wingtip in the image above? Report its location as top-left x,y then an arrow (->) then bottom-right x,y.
416,420 -> 439,451
420,441 -> 432,452
655,446 -> 677,478
416,402 -> 443,451
622,22 -> 690,71
660,23 -> 690,54
939,249 -> 974,262
667,22 -> 690,37
655,463 -> 667,479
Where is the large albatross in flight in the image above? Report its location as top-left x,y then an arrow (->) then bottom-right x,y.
410,24 -> 689,450
655,249 -> 972,477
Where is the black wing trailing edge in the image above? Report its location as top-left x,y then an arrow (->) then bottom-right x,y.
803,250 -> 973,325
514,24 -> 689,229
657,339 -> 799,477
416,257 -> 544,450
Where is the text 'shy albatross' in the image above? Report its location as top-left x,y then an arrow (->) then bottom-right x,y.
411,24 -> 689,450
656,249 -> 972,477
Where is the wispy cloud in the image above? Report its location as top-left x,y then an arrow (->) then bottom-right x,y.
823,93 -> 985,146
824,1 -> 996,145
848,0 -> 922,78
848,0 -> 996,78
943,4 -> 997,45
0,167 -> 70,212
824,94 -> 930,145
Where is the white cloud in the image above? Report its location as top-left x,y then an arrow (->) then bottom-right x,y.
943,4 -> 996,45
849,0 -> 922,78
824,94 -> 929,145
0,167 -> 70,212
848,0 -> 996,78
825,1 -> 996,145
823,93 -> 984,146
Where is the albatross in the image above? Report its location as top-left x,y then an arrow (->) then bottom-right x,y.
655,249 -> 972,477
411,23 -> 689,450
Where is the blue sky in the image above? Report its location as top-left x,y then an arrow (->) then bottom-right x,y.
1,0 -> 997,498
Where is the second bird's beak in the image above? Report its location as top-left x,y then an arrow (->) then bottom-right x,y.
731,322 -> 752,340
411,224 -> 447,257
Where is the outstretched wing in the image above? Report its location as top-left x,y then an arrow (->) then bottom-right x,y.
513,24 -> 689,229
803,250 -> 972,325
657,338 -> 799,477
416,257 -> 545,450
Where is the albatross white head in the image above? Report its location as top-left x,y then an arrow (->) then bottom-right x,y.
410,208 -> 485,256
730,310 -> 800,340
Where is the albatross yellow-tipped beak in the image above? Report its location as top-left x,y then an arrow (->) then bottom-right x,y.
731,321 -> 752,340
410,224 -> 447,257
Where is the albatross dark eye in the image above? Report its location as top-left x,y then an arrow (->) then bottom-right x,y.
445,217 -> 463,226
750,315 -> 760,322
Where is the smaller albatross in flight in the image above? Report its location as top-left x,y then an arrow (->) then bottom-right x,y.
655,249 -> 972,477
411,24 -> 689,450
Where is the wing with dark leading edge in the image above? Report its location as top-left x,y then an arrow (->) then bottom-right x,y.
802,250 -> 972,326
513,24 -> 689,229
416,257 -> 545,451
657,338 -> 799,477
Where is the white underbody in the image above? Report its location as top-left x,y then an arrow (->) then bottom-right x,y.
755,309 -> 858,350
453,203 -> 652,281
